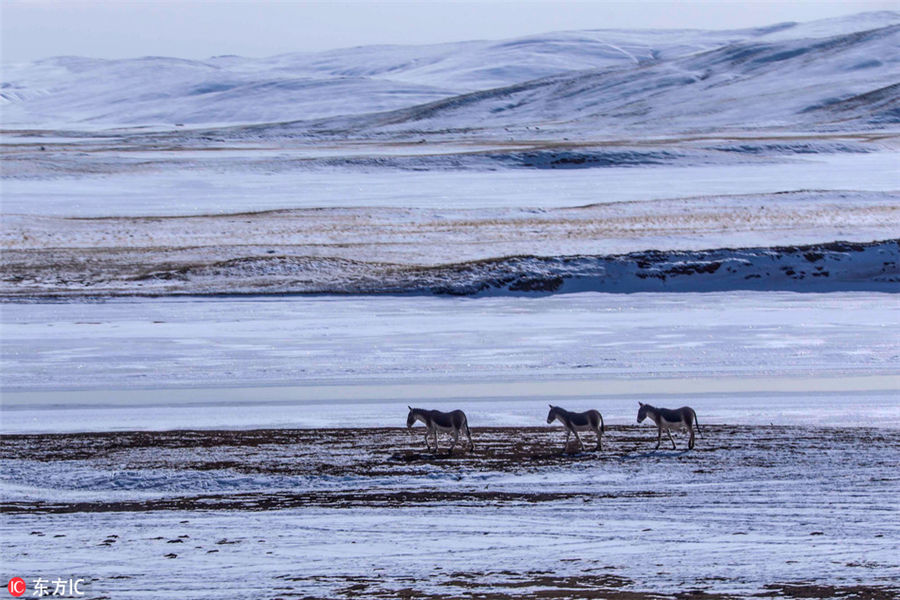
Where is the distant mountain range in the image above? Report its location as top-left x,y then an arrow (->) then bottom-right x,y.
2,11 -> 897,139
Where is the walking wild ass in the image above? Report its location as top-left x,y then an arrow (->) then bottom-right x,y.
406,407 -> 474,454
546,405 -> 604,453
637,402 -> 701,450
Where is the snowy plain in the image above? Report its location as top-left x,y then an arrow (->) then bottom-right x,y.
3,425 -> 899,600
2,150 -> 896,218
2,11 -> 900,600
2,289 -> 898,598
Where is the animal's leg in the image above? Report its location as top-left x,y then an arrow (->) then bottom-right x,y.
573,429 -> 584,452
689,428 -> 695,450
667,428 -> 676,450
564,430 -> 571,454
449,429 -> 459,454
465,424 -> 474,451
595,427 -> 602,451
423,430 -> 431,451
655,427 -> 662,449
432,429 -> 440,454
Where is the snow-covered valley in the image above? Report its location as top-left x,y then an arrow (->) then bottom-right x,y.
3,13 -> 899,298
2,11 -> 899,600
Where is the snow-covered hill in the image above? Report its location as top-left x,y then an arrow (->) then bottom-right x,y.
2,236 -> 896,298
2,11 -> 897,136
2,12 -> 897,299
249,21 -> 900,139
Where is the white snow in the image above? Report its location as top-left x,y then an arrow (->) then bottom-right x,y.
2,150 -> 897,217
2,13 -> 900,599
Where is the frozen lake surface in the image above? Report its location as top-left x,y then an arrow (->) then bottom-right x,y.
3,292 -> 898,389
1,292 -> 897,433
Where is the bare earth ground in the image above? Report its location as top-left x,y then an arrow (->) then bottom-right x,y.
1,425 -> 898,599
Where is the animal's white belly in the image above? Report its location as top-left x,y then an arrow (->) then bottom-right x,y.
660,418 -> 686,430
570,423 -> 595,432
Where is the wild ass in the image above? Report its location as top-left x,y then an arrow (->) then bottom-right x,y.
546,405 -> 604,453
406,407 -> 474,454
637,402 -> 701,450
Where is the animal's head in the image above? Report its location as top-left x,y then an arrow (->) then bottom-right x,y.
406,406 -> 416,428
637,402 -> 648,423
546,404 -> 559,424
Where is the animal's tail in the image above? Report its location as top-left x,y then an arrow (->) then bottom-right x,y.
692,409 -> 702,437
599,412 -> 605,435
465,419 -> 474,449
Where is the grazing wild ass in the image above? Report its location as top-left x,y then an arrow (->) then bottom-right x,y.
637,402 -> 702,450
546,405 -> 604,453
406,407 -> 474,454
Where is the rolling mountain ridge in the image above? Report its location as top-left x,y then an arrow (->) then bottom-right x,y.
2,11 -> 897,139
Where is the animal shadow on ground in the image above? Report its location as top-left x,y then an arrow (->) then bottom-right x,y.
390,426 -> 712,468
621,449 -> 692,460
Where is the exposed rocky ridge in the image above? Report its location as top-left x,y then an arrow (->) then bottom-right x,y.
3,239 -> 896,298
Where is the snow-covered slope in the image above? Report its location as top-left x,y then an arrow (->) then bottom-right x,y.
0,34 -> 676,128
2,11 -> 898,134
0,56 -> 456,127
255,22 -> 900,139
2,12 -> 897,298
